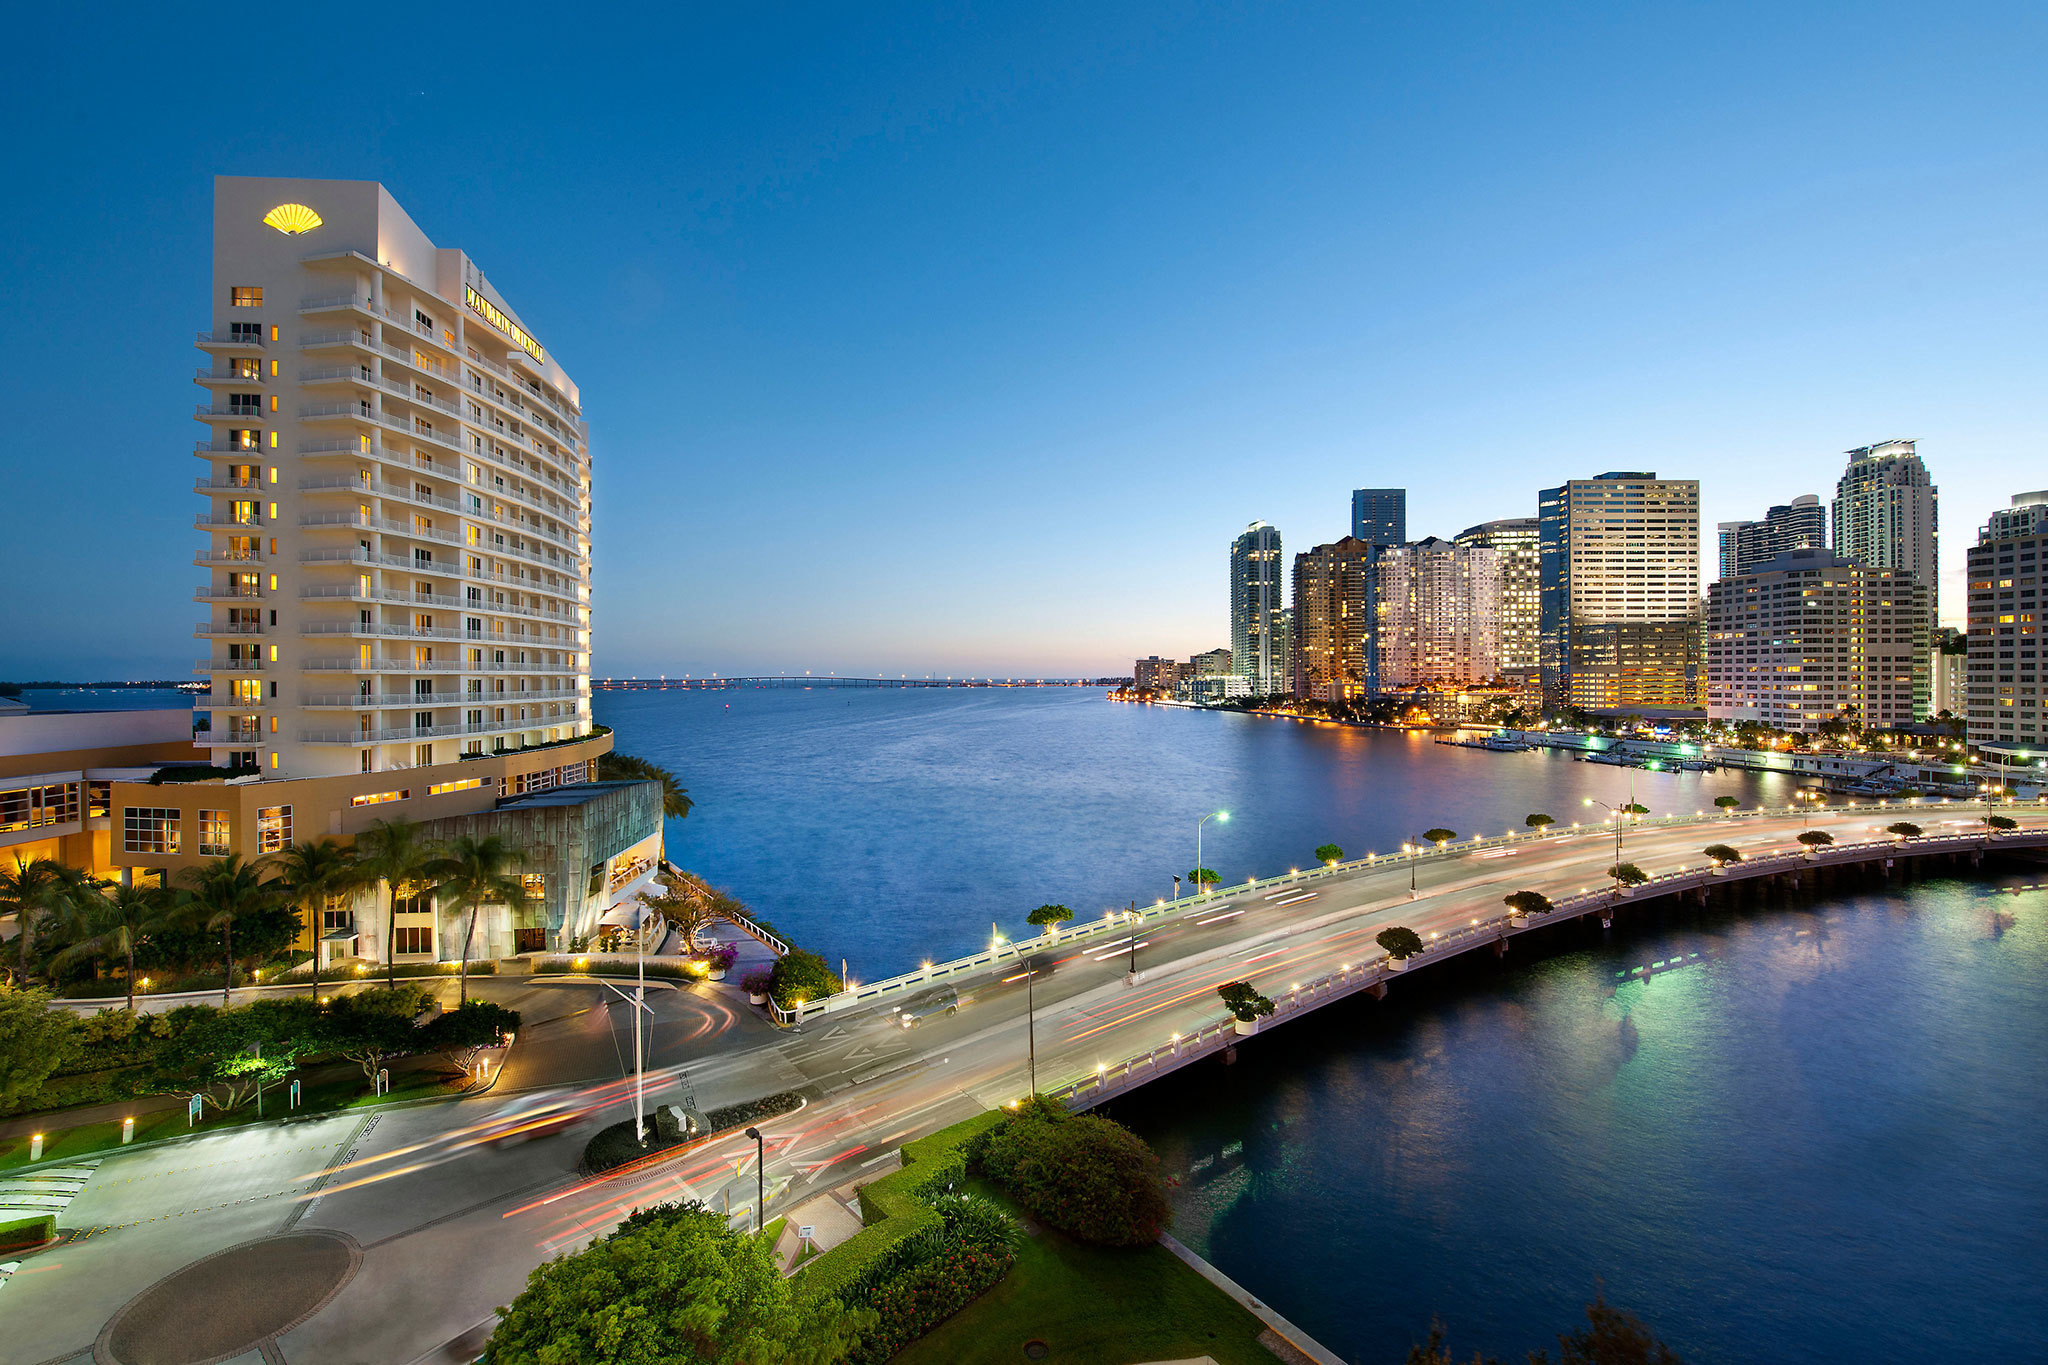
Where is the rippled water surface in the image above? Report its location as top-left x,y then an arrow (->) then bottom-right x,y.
596,687 -> 1800,974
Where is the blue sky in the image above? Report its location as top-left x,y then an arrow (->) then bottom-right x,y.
4,4 -> 2043,678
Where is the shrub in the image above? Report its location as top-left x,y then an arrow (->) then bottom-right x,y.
583,1090 -> 805,1172
0,1213 -> 56,1250
974,1096 -> 1171,1248
1215,980 -> 1274,1022
798,1109 -> 1009,1307
740,968 -> 774,997
1796,831 -> 1834,848
1503,890 -> 1553,916
1714,796 -> 1741,810
1421,827 -> 1457,845
1608,862 -> 1650,886
1026,904 -> 1074,929
850,1244 -> 1015,1365
694,943 -> 739,973
703,1090 -> 805,1133
1314,843 -> 1344,865
1987,815 -> 2018,832
1702,844 -> 1742,865
768,949 -> 842,1010
1525,814 -> 1554,831
1886,822 -> 1923,838
1377,925 -> 1425,959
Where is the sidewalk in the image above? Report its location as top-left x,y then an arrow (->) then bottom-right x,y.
771,1172 -> 875,1274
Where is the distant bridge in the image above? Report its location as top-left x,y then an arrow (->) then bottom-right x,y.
594,676 -> 1106,691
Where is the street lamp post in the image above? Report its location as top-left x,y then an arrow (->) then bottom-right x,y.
1025,962 -> 1037,1094
1583,776 -> 1641,900
744,1125 -> 765,1231
1405,843 -> 1417,895
1196,810 -> 1229,897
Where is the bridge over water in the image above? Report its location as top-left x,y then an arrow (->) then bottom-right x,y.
595,676 -> 1103,691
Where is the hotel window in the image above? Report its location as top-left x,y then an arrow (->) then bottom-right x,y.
232,357 -> 261,380
198,809 -> 231,856
322,893 -> 354,933
415,744 -> 434,767
256,804 -> 291,852
124,807 -> 181,854
230,321 -> 261,342
392,924 -> 435,956
229,392 -> 262,415
231,286 -> 263,307
229,429 -> 259,450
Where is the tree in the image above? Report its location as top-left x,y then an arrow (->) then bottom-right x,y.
1314,843 -> 1344,865
1525,814 -> 1555,833
1216,980 -> 1275,1021
1619,802 -> 1650,817
0,984 -> 80,1111
1377,925 -> 1426,960
1987,814 -> 2018,833
636,868 -> 719,955
483,1201 -> 868,1365
1421,828 -> 1457,846
420,1000 -> 520,1075
1702,844 -> 1742,866
429,834 -> 531,1004
0,855 -> 87,984
1187,867 -> 1221,891
766,950 -> 841,1011
355,819 -> 439,990
976,1096 -> 1172,1247
176,855 -> 286,1007
1608,862 -> 1649,887
1714,796 -> 1740,812
597,752 -> 694,820
1796,830 -> 1834,850
1504,890 -> 1553,917
321,985 -> 431,1086
49,881 -> 171,1012
269,838 -> 367,1001
1885,822 -> 1922,838
1543,1292 -> 1687,1365
154,997 -> 322,1112
1026,903 -> 1074,932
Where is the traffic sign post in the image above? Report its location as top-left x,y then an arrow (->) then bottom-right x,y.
188,1094 -> 204,1127
289,1079 -> 302,1110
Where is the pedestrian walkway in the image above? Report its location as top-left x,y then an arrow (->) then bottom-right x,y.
0,1160 -> 102,1231
772,1176 -> 872,1274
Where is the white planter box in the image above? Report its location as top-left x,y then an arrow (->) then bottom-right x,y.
1386,957 -> 1410,971
1509,914 -> 1529,927
746,990 -> 768,1005
707,968 -> 728,982
1232,1015 -> 1260,1036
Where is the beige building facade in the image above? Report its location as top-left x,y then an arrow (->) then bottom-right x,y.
1375,538 -> 1503,689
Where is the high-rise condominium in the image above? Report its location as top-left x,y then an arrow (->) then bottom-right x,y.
1453,517 -> 1539,672
1292,537 -> 1380,703
1965,494 -> 2046,752
196,177 -> 594,777
1832,438 -> 1937,650
1230,521 -> 1285,694
1375,538 -> 1503,688
1350,488 -> 1407,546
1705,549 -> 1927,732
1538,472 -> 1702,709
1715,494 -> 1824,579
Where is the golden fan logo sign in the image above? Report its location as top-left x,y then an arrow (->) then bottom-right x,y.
263,203 -> 323,235
466,285 -> 545,364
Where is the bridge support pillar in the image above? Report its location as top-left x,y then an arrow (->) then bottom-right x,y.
1368,982 -> 1387,1000
1221,1045 -> 1238,1066
1493,938 -> 1508,958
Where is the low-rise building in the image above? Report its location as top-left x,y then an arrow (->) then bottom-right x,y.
1188,648 -> 1233,676
1132,656 -> 1188,694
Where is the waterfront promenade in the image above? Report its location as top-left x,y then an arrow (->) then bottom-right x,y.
12,800 -> 2046,1364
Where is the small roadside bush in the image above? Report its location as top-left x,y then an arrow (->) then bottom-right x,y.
1886,822 -> 1922,838
1987,815 -> 2018,832
1503,890 -> 1553,917
1377,925 -> 1426,959
1608,862 -> 1650,887
768,949 -> 842,1010
1216,980 -> 1274,1022
1702,844 -> 1742,865
1796,831 -> 1834,848
973,1096 -> 1170,1247
851,1244 -> 1014,1365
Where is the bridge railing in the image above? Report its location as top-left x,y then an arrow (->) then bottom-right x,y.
768,798 -> 2047,1025
1043,822 -> 2047,1106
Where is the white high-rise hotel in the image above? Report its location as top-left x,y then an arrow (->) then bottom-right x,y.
195,177 -> 593,777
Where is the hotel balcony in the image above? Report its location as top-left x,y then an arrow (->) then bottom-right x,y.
300,656 -> 580,676
194,516 -> 265,532
195,404 -> 267,421
301,623 -> 467,642
302,687 -> 582,709
196,658 -> 266,673
194,586 -> 263,600
300,717 -> 565,746
299,510 -> 462,547
194,476 -> 264,493
300,364 -> 377,390
298,293 -> 377,317
194,622 -> 265,637
299,547 -> 462,580
195,548 -> 262,566
299,328 -> 377,355
194,368 -> 265,386
195,330 -> 265,350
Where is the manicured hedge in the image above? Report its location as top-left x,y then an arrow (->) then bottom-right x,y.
797,1108 -> 1009,1305
850,1243 -> 1014,1365
0,1213 -> 55,1250
531,956 -> 693,982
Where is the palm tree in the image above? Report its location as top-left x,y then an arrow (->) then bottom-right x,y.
427,834 -> 530,1004
597,752 -> 693,819
50,881 -> 170,1012
0,855 -> 88,984
355,818 -> 439,989
176,854 -> 283,1007
269,838 -> 368,999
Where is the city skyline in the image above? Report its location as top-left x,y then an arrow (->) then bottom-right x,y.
5,5 -> 2045,679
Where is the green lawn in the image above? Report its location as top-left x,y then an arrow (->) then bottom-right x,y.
891,1180 -> 1278,1365
0,1065 -> 461,1172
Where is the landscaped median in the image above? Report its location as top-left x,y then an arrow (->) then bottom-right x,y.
582,1090 -> 807,1174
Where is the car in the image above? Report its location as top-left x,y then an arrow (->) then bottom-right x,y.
484,1089 -> 588,1147
893,986 -> 960,1028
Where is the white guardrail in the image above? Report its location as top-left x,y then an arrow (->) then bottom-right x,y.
1041,816 -> 2048,1109
768,797 -> 2048,1028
